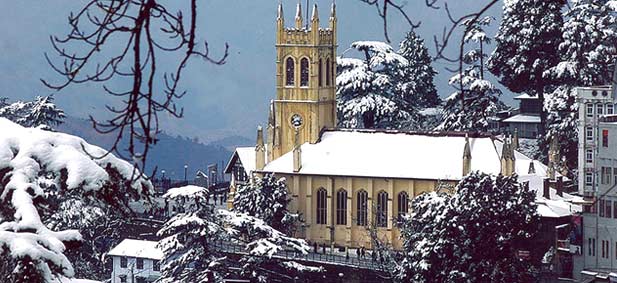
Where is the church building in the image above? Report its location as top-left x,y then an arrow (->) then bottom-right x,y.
225,2 -> 555,250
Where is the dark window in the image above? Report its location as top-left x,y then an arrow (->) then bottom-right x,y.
318,59 -> 323,87
286,57 -> 295,86
326,58 -> 331,86
608,200 -> 613,218
376,191 -> 388,227
136,278 -> 146,283
593,238 -> 596,256
120,276 -> 127,283
589,238 -> 592,256
336,189 -> 347,225
120,257 -> 127,268
587,103 -> 594,118
136,258 -> 144,269
316,188 -> 327,225
153,260 -> 160,271
603,129 -> 609,147
300,58 -> 309,87
600,199 -> 605,217
357,190 -> 368,226
397,192 -> 409,221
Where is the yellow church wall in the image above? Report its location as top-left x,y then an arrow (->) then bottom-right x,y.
275,173 -> 458,250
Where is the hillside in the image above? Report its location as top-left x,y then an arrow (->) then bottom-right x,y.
58,116 -> 233,179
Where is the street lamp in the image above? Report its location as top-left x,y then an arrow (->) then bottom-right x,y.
184,164 -> 188,182
161,170 -> 166,179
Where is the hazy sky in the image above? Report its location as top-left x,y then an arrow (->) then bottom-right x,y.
0,1 -> 504,142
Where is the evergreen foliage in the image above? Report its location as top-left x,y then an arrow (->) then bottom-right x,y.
397,172 -> 540,283
0,95 -> 65,130
396,30 -> 440,109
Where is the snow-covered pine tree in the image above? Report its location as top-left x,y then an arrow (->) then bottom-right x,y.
0,118 -> 153,282
232,174 -> 299,235
0,95 -> 65,130
542,0 -> 617,176
158,185 -> 315,283
396,30 -> 440,109
336,41 -> 415,129
397,172 -> 540,283
488,0 -> 565,137
23,95 -> 66,130
439,17 -> 506,132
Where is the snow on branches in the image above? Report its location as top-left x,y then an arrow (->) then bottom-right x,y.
0,96 -> 65,130
397,172 -> 540,283
0,118 -> 152,282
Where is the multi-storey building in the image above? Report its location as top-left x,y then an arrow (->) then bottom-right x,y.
577,86 -> 617,278
107,239 -> 162,283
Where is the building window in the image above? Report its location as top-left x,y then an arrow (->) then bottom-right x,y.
586,149 -> 593,163
336,189 -> 347,225
602,167 -> 611,185
376,191 -> 388,227
136,278 -> 146,283
285,57 -> 295,86
397,192 -> 409,221
593,238 -> 596,256
120,257 -> 127,268
326,58 -> 331,86
136,258 -> 143,269
120,275 -> 127,283
586,172 -> 593,186
600,199 -> 605,217
316,188 -> 327,225
153,260 -> 160,271
614,168 -> 617,184
602,240 -> 605,258
607,200 -> 613,218
586,127 -> 593,142
608,104 -> 614,115
589,238 -> 593,256
318,59 -> 323,87
598,104 -> 604,116
587,103 -> 594,118
300,58 -> 309,87
603,129 -> 609,147
357,190 -> 368,226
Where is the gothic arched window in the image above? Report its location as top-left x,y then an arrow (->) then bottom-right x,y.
397,192 -> 409,221
286,57 -> 295,86
326,58 -> 331,86
300,58 -> 309,87
318,59 -> 323,87
376,191 -> 388,227
316,188 -> 327,225
357,190 -> 368,226
336,189 -> 347,225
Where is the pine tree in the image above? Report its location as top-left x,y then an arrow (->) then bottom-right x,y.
232,174 -> 299,235
542,0 -> 617,175
0,95 -> 65,130
440,17 -> 506,132
488,0 -> 565,137
336,41 -> 415,129
396,30 -> 440,109
397,172 -> 540,283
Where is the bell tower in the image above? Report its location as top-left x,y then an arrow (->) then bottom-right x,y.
267,1 -> 337,162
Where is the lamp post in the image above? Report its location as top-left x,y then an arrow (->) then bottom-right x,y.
161,170 -> 166,179
184,164 -> 188,182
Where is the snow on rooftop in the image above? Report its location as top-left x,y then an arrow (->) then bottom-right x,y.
263,130 -> 548,181
514,93 -> 539,100
53,278 -> 101,283
225,146 -> 256,175
163,185 -> 207,199
107,239 -> 163,260
502,114 -> 541,124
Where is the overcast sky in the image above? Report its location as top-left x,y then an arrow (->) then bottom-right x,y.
0,0 -> 505,142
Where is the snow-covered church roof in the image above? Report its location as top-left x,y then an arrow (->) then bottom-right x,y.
224,146 -> 256,175
262,129 -> 547,181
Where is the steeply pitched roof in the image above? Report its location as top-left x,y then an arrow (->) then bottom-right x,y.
224,147 -> 255,174
262,129 -> 547,180
107,239 -> 163,260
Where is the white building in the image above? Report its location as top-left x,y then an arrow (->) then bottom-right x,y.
107,239 -> 163,283
577,86 -> 617,277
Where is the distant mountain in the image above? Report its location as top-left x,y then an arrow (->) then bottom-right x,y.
57,116 -> 233,179
210,135 -> 254,151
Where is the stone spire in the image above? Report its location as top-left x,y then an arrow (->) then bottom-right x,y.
512,128 -> 519,150
500,136 -> 515,176
255,126 -> 265,171
293,128 -> 302,172
311,3 -> 319,28
277,2 -> 284,20
528,160 -> 536,174
329,0 -> 337,32
267,102 -> 275,163
295,0 -> 303,29
462,134 -> 472,176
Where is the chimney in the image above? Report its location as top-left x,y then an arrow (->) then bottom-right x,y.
462,134 -> 472,176
512,128 -> 519,150
556,176 -> 564,197
500,136 -> 511,176
543,178 -> 551,200
528,160 -> 536,174
255,126 -> 265,171
293,128 -> 302,172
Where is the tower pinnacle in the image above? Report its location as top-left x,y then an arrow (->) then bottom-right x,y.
295,0 -> 303,29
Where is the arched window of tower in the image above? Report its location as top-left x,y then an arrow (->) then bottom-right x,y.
356,190 -> 368,226
326,58 -> 331,86
300,58 -> 310,87
316,188 -> 327,225
318,58 -> 323,87
376,191 -> 388,227
286,57 -> 295,86
336,189 -> 347,225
